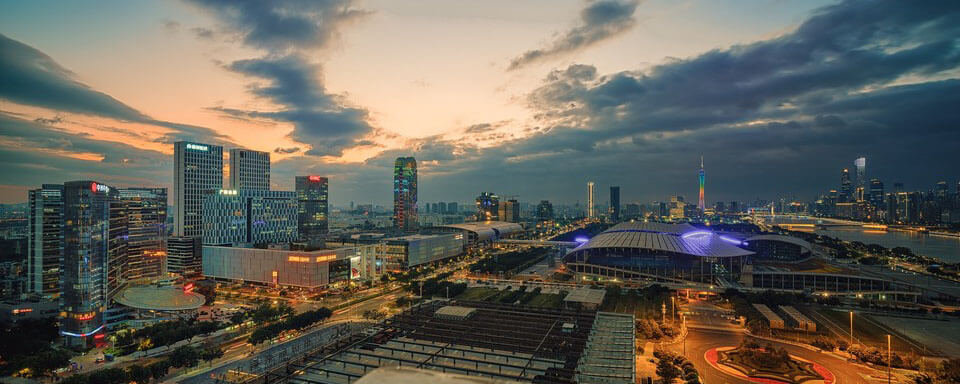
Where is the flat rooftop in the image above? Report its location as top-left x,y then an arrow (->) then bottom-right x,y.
563,289 -> 606,306
114,285 -> 205,311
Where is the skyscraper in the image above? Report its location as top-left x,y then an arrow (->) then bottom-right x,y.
60,181 -> 126,346
296,176 -> 329,245
229,148 -> 270,190
448,202 -> 458,215
476,192 -> 499,221
536,200 -> 554,221
498,199 -> 520,223
854,157 -> 866,201
202,189 -> 298,245
869,179 -> 884,208
393,157 -> 418,232
119,188 -> 167,281
27,184 -> 63,296
840,168 -> 852,202
174,141 -> 223,238
609,186 -> 620,221
587,182 -> 595,218
698,156 -> 705,211
167,236 -> 202,277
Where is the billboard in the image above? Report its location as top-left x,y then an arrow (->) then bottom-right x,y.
350,256 -> 361,280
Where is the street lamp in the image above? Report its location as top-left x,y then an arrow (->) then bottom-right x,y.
849,311 -> 854,346
671,296 -> 676,324
887,334 -> 892,384
662,302 -> 666,324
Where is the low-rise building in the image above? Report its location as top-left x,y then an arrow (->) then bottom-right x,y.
383,234 -> 464,271
202,243 -> 383,289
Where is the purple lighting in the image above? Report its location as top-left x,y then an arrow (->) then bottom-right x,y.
680,230 -> 712,239
719,235 -> 743,245
575,236 -> 589,243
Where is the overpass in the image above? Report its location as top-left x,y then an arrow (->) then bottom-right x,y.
773,223 -> 888,230
495,239 -> 580,247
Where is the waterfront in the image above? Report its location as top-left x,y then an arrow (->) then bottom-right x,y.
761,215 -> 960,264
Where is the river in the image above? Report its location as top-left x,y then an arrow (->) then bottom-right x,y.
760,215 -> 960,264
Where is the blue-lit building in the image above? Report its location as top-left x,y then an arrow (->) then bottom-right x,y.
202,189 -> 298,246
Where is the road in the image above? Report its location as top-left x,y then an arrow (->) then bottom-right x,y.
671,300 -> 893,384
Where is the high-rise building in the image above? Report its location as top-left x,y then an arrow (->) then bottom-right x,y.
698,156 -> 706,211
869,179 -> 884,208
624,203 -> 640,218
393,157 -> 418,232
587,182 -> 595,218
896,192 -> 920,223
296,176 -> 328,245
167,236 -> 201,277
609,186 -> 620,221
714,201 -> 725,212
60,181 -> 126,346
229,148 -> 270,191
669,196 -> 685,219
854,157 -> 866,201
476,192 -> 499,221
498,199 -> 520,223
174,141 -> 223,238
431,203 -> 439,214
438,202 -> 447,214
119,188 -> 167,281
202,189 -> 298,246
448,202 -> 458,215
27,184 -> 63,296
536,200 -> 554,221
840,168 -> 852,202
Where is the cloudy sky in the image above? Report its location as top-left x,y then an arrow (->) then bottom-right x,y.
1,0 -> 958,206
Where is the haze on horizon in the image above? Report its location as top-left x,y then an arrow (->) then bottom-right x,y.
1,0 -> 958,206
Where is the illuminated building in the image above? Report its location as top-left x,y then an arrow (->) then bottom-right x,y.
698,156 -> 705,211
669,195 -> 685,219
383,234 -> 464,270
202,243 -> 383,288
498,199 -> 520,223
393,157 -> 418,232
27,184 -> 63,297
174,141 -> 223,238
297,176 -> 329,245
60,181 -> 126,346
476,192 -> 499,221
854,157 -> 866,201
229,148 -> 270,190
840,168 -> 852,202
167,236 -> 201,277
869,179 -> 884,208
202,189 -> 298,246
609,186 -> 620,221
119,188 -> 167,280
587,181 -> 595,218
536,200 -> 554,221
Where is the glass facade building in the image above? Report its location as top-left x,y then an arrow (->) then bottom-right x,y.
229,148 -> 270,191
296,176 -> 329,245
119,188 -> 167,281
27,184 -> 63,297
174,141 -> 223,238
202,189 -> 298,246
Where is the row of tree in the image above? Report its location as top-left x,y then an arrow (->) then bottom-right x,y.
469,247 -> 549,274
248,307 -> 333,345
60,345 -> 223,384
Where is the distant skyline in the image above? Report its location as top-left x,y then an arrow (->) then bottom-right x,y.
1,0 -> 958,206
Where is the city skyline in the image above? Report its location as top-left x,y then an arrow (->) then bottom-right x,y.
1,0 -> 958,206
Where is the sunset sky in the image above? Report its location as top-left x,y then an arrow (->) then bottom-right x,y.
1,0 -> 958,206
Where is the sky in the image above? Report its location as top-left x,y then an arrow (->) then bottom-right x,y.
1,0 -> 958,207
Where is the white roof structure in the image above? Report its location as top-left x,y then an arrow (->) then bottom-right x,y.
744,234 -> 813,251
434,306 -> 477,321
435,221 -> 523,242
114,285 -> 205,311
569,222 -> 753,258
563,289 -> 607,306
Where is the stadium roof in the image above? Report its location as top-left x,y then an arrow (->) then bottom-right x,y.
434,221 -> 523,242
114,285 -> 205,311
744,234 -> 813,250
569,221 -> 753,258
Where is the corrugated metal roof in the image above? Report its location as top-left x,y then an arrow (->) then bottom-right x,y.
570,222 -> 753,258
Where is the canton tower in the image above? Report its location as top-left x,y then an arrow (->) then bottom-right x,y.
698,156 -> 705,211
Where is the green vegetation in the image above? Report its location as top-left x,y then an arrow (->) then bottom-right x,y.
0,317 -> 72,378
405,273 -> 467,299
654,351 -> 700,384
470,247 -> 549,275
456,286 -> 566,308
60,345 -> 223,384
636,319 -> 679,340
113,318 -> 225,354
248,307 -> 333,345
551,223 -> 611,242
601,284 -> 672,316
719,339 -> 821,383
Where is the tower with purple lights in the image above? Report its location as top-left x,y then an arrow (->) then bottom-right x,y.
698,156 -> 705,211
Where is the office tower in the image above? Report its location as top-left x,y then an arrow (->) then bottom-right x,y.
203,189 -> 298,246
669,196 -> 685,219
609,186 -> 621,221
840,168 -> 852,202
498,199 -> 520,223
854,157 -> 866,200
431,203 -> 439,214
448,202 -> 458,215
587,182 -> 595,218
624,203 -> 640,218
229,148 -> 270,190
536,200 -> 554,221
27,184 -> 63,296
393,157 -> 418,232
438,202 -> 447,214
119,188 -> 167,281
896,192 -> 920,223
60,181 -> 126,346
869,179 -> 884,208
698,156 -> 706,211
296,176 -> 329,245
174,141 -> 223,238
935,181 -> 949,199
714,201 -> 725,212
728,201 -> 739,213
167,236 -> 201,277
476,192 -> 499,221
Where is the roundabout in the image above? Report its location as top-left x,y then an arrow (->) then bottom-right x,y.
704,346 -> 835,384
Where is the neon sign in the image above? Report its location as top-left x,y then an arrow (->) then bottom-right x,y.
308,175 -> 325,182
183,283 -> 195,293
681,230 -> 712,239
218,189 -> 238,195
90,183 -> 110,193
186,143 -> 208,151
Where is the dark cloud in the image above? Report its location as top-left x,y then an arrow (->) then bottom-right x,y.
274,146 -> 300,154
0,33 -> 236,147
464,123 -> 494,134
508,0 -> 639,71
190,27 -> 215,40
185,0 -> 368,51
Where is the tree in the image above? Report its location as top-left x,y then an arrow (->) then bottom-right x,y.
148,360 -> 170,380
126,364 -> 151,384
168,345 -> 200,368
230,311 -> 247,326
656,358 -> 681,384
201,346 -> 224,366
362,309 -> 387,321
